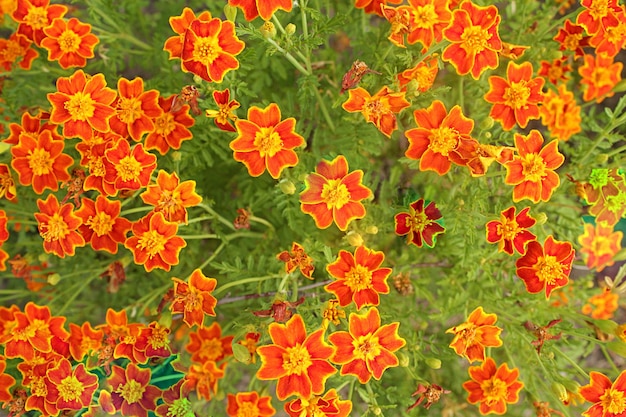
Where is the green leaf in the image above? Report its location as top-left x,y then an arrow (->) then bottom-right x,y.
232,342 -> 252,364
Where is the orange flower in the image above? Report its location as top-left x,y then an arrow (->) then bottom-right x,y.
276,242 -> 315,279
0,210 -> 8,271
171,269 -> 218,327
578,222 -> 623,272
75,195 -> 132,254
47,70 -> 117,140
406,0 -> 452,49
484,61 -> 544,131
538,58 -> 571,85
0,357 -> 16,403
504,130 -> 564,203
41,17 -> 98,69
284,389 -> 352,417
227,391 -> 276,417
395,198 -> 445,248
154,380 -> 192,417
186,322 -> 233,364
103,141 -> 157,193
256,314 -> 336,400
109,77 -> 162,141
140,170 -> 202,224
328,307 -> 405,383
446,307 -> 502,363
125,212 -> 186,272
553,19 -> 590,58
342,86 -> 410,138
441,1 -> 502,79
0,32 -> 38,70
68,321 -> 104,362
0,164 -> 17,202
579,370 -> 626,417
78,133 -> 122,196
539,84 -> 581,141
381,5 -> 413,48
300,155 -> 372,231
576,0 -> 622,35
45,358 -> 98,411
10,129 -> 73,194
325,246 -> 391,310
355,0 -> 402,17
582,287 -> 619,320
397,55 -> 439,93
588,11 -> 626,57
230,103 -> 305,179
163,7 -> 211,60
180,16 -> 245,83
34,194 -> 85,258
12,0 -> 67,46
463,357 -> 524,415
405,99 -> 475,175
145,94 -> 195,155
101,308 -> 146,364
206,89 -> 240,132
180,360 -> 226,401
4,110 -> 62,146
228,0 -> 293,21
579,53 -> 623,103
485,206 -> 536,255
515,236 -> 575,298
107,363 -> 162,417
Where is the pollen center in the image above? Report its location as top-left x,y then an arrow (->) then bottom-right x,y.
408,210 -> 430,232
154,113 -> 175,135
503,81 -> 531,109
201,338 -> 224,362
58,375 -> 84,402
194,35 -> 222,65
353,333 -> 381,361
40,214 -> 70,242
363,99 -> 387,121
117,97 -> 143,124
86,212 -> 114,236
117,156 -> 142,182
24,6 -> 48,29
413,5 -> 438,28
59,30 -> 81,52
28,147 -> 53,176
497,217 -> 520,240
481,377 -> 507,404
238,402 -> 261,417
520,154 -> 546,182
345,264 -> 373,291
65,92 -> 96,121
138,230 -> 166,257
589,1 -> 609,19
429,127 -> 459,155
282,345 -> 312,375
321,179 -> 351,209
116,380 -> 145,404
254,127 -> 283,158
563,33 -> 583,51
460,25 -> 490,54
536,255 -> 564,284
600,388 -> 626,414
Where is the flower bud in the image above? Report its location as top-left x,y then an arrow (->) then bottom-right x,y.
285,23 -> 296,35
171,151 -> 182,161
365,225 -> 378,235
479,116 -> 494,130
534,212 -> 548,225
551,382 -> 567,402
224,4 -> 237,22
595,154 -> 609,164
47,273 -> 61,286
260,21 -> 277,39
346,231 -> 363,247
425,357 -> 442,369
615,323 -> 626,343
279,179 -> 296,195
397,352 -> 410,367
371,406 -> 382,416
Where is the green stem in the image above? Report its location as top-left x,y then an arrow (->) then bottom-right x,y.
198,203 -> 236,231
553,346 -> 590,378
177,234 -> 220,240
56,273 -> 99,315
600,343 -> 620,375
606,144 -> 626,158
197,241 -> 226,271
265,37 -> 310,75
248,215 -> 275,233
120,206 -> 152,217
214,274 -> 282,296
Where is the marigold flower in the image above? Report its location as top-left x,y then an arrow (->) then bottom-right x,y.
588,12 -> 626,57
583,168 -> 626,227
10,129 -> 73,194
579,53 -> 623,103
578,222 -> 623,272
485,206 -> 536,255
107,363 -> 162,417
582,287 -> 619,320
75,195 -> 132,254
68,321 -> 104,362
405,0 -> 452,49
34,193 -> 84,258
340,60 -> 381,93
577,0 -> 622,35
154,380 -> 193,417
405,100 -> 475,175
0,357 -> 16,403
553,19 -> 590,58
181,360 -> 226,401
125,212 -> 186,272
538,58 -> 571,85
163,7 -> 212,60
539,84 -> 581,141
47,70 -> 117,140
284,389 -> 352,417
463,357 -> 524,415
328,307 -> 406,383
0,211 -> 8,270
484,61 -> 544,131
140,170 -> 202,224
45,358 -> 98,411
355,0 -> 402,17
0,164 -> 17,202
515,236 -> 575,298
12,0 -> 67,46
397,55 -> 439,93
300,155 -> 372,231
395,198 -> 445,248
342,86 -> 410,138
206,89 -> 240,132
0,32 -> 38,70
109,77 -> 163,141
276,242 -> 315,279
256,314 -> 336,400
103,141 -> 157,193
441,1 -> 502,79
325,246 -> 391,310
408,383 -> 451,411
4,110 -> 62,146
504,130 -> 564,203
41,17 -> 98,69
185,322 -> 233,364
498,42 -> 528,60
322,299 -> 346,330
230,103 -> 305,179
381,5 -> 413,48
180,16 -> 245,83
446,306 -> 502,362
579,370 -> 626,417
227,391 -> 276,417
170,269 -> 217,328
145,94 -> 195,155
228,0 -> 293,21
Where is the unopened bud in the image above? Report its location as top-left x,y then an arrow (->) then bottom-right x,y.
534,212 -> 548,225
171,151 -> 182,161
285,23 -> 296,35
397,352 -> 410,367
479,116 -> 494,130
371,406 -> 382,416
279,179 -> 296,195
595,154 -> 609,164
346,231 -> 363,247
48,273 -> 61,286
365,225 -> 378,235
260,21 -> 276,39
425,357 -> 442,369
615,323 -> 626,343
224,4 -> 237,22
551,382 -> 567,402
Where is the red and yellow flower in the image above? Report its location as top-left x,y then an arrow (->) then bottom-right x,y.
342,86 -> 410,138
397,55 -> 439,94
284,389 -> 352,417
0,164 -> 17,202
163,7 -> 211,60
504,130 -> 564,203
538,58 -> 571,85
41,17 -> 98,69
406,0 -> 452,49
230,103 -> 305,179
4,110 -> 62,146
140,170 -> 202,224
578,222 -> 623,272
484,61 -> 544,131
579,370 -> 626,417
109,77 -> 162,141
256,314 -> 336,400
441,1 -> 502,79
228,0 -> 293,21
180,360 -> 226,401
171,269 -> 218,327
103,141 -> 157,194
515,236 -> 575,298
107,363 -> 162,417
45,358 -> 98,411
0,210 -> 8,270
300,155 -> 372,231
328,307 -> 405,383
154,380 -> 192,417
395,198 -> 445,248
355,0 -> 402,17
463,357 -> 524,415
553,19 -> 590,58
539,84 -> 581,141
276,242 -> 315,279
68,321 -> 103,362
579,53 -> 623,103
227,391 -> 276,417
577,0 -> 622,35
34,194 -> 85,258
206,89 -> 240,132
446,307 -> 502,363
145,94 -> 195,155
185,322 -> 233,363
0,32 -> 38,70
485,206 -> 536,255
75,195 -> 132,254
12,0 -> 67,46
582,287 -> 619,320
0,357 -> 16,403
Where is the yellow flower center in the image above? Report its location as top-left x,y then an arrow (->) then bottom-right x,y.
86,212 -> 114,236
282,344 -> 312,375
563,33 -> 583,51
58,375 -> 84,402
117,96 -> 143,124
353,333 -> 381,361
413,5 -> 438,28
137,230 -> 166,257
321,179 -> 351,209
481,377 -> 507,404
30,376 -> 48,397
117,155 -> 142,182
65,92 -> 96,121
58,29 -> 81,53
3,39 -> 22,61
460,25 -> 490,54
28,147 -> 53,176
548,65 -> 564,81
154,113 -> 175,135
536,255 -> 564,285
345,264 -> 372,291
589,0 -> 609,19
497,217 -> 520,241
116,380 -> 145,404
24,6 -> 48,29
363,98 -> 387,121
592,66 -> 614,88
201,338 -> 224,362
408,209 -> 430,232
168,398 -> 193,417
193,35 -> 222,65
89,157 -> 106,177
429,127 -> 459,156
147,325 -> 169,350
40,213 -> 70,242
254,127 -> 283,158
520,153 -> 546,182
503,81 -> 531,109
237,401 -> 260,417
600,388 -> 626,414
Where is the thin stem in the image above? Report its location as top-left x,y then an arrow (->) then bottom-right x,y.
177,234 -> 220,240
600,344 -> 620,375
197,241 -> 226,271
198,203 -> 236,231
265,37 -> 310,75
150,374 -> 184,385
248,215 -> 275,233
553,346 -> 590,379
214,274 -> 282,297
120,206 -> 152,217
